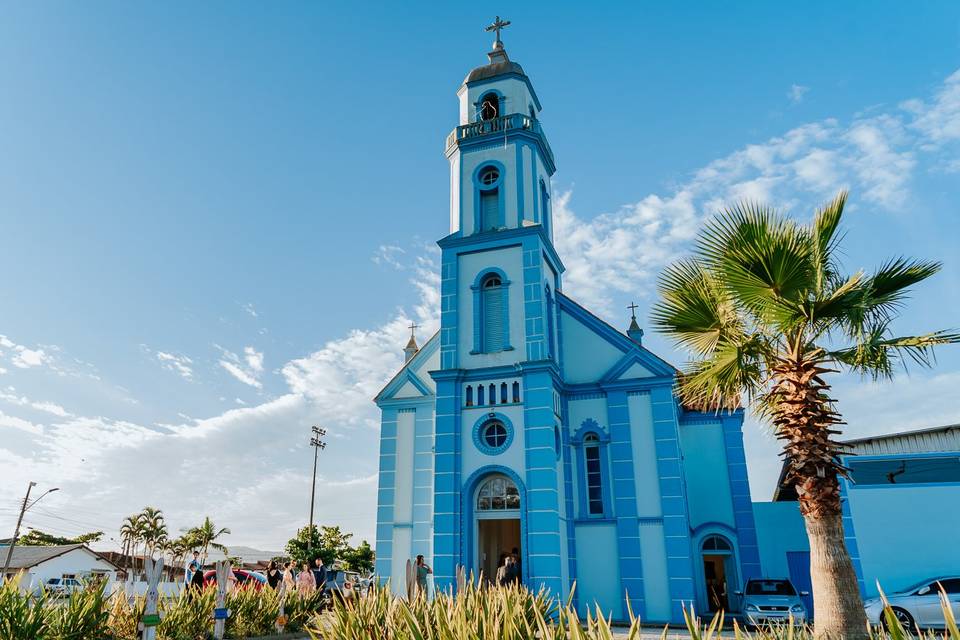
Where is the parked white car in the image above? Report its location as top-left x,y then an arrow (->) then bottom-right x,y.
43,577 -> 83,596
864,577 -> 960,631
736,579 -> 808,626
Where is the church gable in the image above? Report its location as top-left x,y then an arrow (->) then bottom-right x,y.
374,332 -> 439,403
557,293 -> 675,384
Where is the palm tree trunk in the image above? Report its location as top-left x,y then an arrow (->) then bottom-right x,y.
805,511 -> 868,640
772,350 -> 868,640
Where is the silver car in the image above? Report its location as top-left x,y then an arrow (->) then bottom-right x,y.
864,577 -> 960,631
736,579 -> 809,626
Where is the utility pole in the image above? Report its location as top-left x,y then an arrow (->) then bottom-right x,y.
2,482 -> 59,580
307,426 -> 327,556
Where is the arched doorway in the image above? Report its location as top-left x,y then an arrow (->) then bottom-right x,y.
700,534 -> 736,613
474,474 -> 521,583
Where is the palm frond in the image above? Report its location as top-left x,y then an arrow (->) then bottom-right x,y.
810,190 -> 847,294
651,259 -> 746,355
676,336 -> 770,411
829,325 -> 960,379
698,202 -> 814,330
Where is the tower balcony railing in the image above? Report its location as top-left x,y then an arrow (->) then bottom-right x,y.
446,113 -> 554,160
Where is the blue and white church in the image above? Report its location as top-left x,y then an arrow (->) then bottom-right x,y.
374,27 -> 762,623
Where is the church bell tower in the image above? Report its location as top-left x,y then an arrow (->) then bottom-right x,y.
430,18 -> 569,598
437,17 -> 562,372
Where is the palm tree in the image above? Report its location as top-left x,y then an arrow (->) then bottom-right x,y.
119,515 -> 139,575
651,191 -> 958,640
187,517 -> 231,565
139,507 -> 168,560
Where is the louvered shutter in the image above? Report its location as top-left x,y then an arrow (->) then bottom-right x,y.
483,286 -> 505,352
481,191 -> 499,230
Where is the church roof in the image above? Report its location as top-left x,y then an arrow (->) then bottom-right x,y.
465,59 -> 528,84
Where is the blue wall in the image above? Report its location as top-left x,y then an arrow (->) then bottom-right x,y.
847,481 -> 960,596
753,501 -> 808,579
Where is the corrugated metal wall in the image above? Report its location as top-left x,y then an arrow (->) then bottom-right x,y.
847,426 -> 960,455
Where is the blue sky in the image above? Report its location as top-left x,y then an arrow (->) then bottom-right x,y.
2,2 -> 959,551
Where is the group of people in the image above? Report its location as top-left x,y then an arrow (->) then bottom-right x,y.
182,550 -> 330,596
495,547 -> 522,587
287,557 -> 329,595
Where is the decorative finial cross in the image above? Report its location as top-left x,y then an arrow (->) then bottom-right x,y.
627,302 -> 639,320
408,322 -> 420,338
485,16 -> 511,49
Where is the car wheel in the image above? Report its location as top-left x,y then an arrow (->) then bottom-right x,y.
884,607 -> 917,633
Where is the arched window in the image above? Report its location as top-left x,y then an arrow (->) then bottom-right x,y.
479,93 -> 499,122
476,475 -> 520,511
500,383 -> 508,404
478,384 -> 485,405
478,166 -> 501,232
481,274 -> 506,352
702,535 -> 733,552
512,381 -> 520,403
584,433 -> 603,515
465,385 -> 473,407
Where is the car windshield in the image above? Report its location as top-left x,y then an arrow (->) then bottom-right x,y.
746,580 -> 797,596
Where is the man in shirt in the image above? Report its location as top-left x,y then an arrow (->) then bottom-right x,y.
311,556 -> 328,593
184,550 -> 201,584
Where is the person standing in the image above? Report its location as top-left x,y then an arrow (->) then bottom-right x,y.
312,556 -> 328,593
282,561 -> 296,591
184,550 -> 201,585
297,560 -> 316,595
415,554 -> 432,595
188,562 -> 205,600
266,560 -> 282,589
497,555 -> 516,587
495,554 -> 509,586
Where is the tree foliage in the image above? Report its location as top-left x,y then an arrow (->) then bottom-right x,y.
17,529 -> 104,547
284,525 -> 374,573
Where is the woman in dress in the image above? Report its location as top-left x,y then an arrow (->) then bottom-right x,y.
266,560 -> 282,589
282,561 -> 296,591
415,554 -> 432,596
296,560 -> 316,594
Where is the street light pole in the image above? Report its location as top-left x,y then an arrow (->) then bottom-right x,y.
2,482 -> 59,580
307,426 -> 327,556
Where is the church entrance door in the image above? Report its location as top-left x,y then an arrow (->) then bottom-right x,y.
477,518 -> 521,583
700,534 -> 737,613
473,474 -> 522,584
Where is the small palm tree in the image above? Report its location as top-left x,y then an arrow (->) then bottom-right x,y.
138,506 -> 168,559
119,515 -> 139,574
652,191 -> 957,640
187,517 -> 231,565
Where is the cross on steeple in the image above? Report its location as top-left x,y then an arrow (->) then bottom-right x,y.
627,302 -> 644,344
485,16 -> 511,50
404,322 -> 421,362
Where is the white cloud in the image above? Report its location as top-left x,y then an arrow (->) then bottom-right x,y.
788,84 -> 810,104
0,335 -> 54,369
155,351 -> 194,380
244,347 -> 264,374
242,303 -> 258,318
372,244 -> 406,270
216,345 -> 265,389
0,410 -> 43,435
220,360 -> 261,388
0,389 -> 72,418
